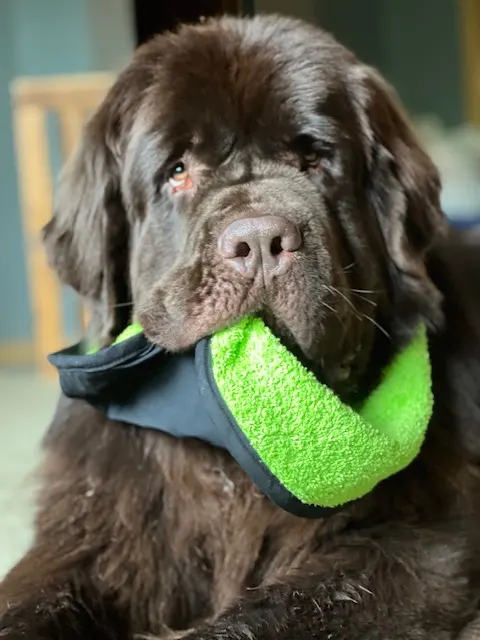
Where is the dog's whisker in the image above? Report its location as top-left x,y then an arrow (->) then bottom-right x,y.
350,292 -> 377,307
337,285 -> 381,296
320,300 -> 337,315
110,301 -> 134,308
335,286 -> 379,307
320,299 -> 345,332
326,285 -> 359,315
347,288 -> 379,295
327,285 -> 388,337
359,312 -> 391,340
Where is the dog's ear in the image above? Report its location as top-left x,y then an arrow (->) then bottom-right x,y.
42,101 -> 130,344
349,65 -> 447,336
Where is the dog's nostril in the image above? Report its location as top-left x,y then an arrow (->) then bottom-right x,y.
236,241 -> 251,258
219,216 -> 301,279
270,236 -> 283,256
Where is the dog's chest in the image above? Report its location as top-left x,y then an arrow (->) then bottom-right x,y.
148,444 -> 326,628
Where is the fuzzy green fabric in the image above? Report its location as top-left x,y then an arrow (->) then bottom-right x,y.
113,323 -> 143,344
210,317 -> 432,508
111,317 -> 432,508
86,323 -> 143,355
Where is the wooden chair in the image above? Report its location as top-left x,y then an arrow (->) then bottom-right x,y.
10,73 -> 114,376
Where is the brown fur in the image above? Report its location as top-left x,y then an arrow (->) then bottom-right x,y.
1,14 -> 480,639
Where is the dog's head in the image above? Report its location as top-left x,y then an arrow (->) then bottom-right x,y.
43,15 -> 446,398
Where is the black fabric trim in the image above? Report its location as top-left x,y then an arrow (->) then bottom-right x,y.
195,339 -> 340,519
48,333 -> 344,520
49,336 -> 225,449
48,333 -> 159,371
48,334 -> 161,403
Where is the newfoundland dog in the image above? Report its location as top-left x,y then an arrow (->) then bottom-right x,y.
1,14 -> 480,640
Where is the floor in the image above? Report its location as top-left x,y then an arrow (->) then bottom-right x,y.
0,368 -> 59,578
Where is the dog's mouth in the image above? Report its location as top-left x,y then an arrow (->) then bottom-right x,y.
140,297 -> 359,402
138,262 -> 362,399
140,264 -> 328,347
138,259 -> 392,405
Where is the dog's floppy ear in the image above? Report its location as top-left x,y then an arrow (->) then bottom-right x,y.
349,65 -> 447,336
42,101 -> 130,344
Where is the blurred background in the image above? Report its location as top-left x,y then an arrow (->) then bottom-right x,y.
0,0 -> 479,576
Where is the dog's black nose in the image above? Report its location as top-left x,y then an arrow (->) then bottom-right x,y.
218,216 -> 302,279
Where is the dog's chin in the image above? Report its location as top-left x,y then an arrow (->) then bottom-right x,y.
139,295 -> 354,393
137,267 -> 356,394
141,307 -> 362,405
139,286 -> 326,356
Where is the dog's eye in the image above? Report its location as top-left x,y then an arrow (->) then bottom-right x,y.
169,161 -> 192,192
170,162 -> 188,183
302,151 -> 322,170
294,135 -> 330,173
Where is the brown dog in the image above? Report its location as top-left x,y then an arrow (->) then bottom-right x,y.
1,14 -> 480,640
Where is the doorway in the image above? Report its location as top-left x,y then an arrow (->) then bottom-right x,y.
133,0 -> 242,47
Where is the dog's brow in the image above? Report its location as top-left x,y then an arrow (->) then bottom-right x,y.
301,114 -> 339,144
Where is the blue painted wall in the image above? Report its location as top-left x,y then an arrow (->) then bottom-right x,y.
10,0 -> 91,75
0,1 -> 31,341
0,0 -> 134,343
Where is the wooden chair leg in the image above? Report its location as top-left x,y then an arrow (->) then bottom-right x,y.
12,102 -> 63,377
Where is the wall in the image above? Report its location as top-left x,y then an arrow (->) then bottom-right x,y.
318,0 -> 383,68
255,0 -> 464,127
378,0 -> 463,127
10,0 -> 91,76
0,2 -> 29,342
319,0 -> 464,127
86,0 -> 135,72
0,0 -> 134,346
